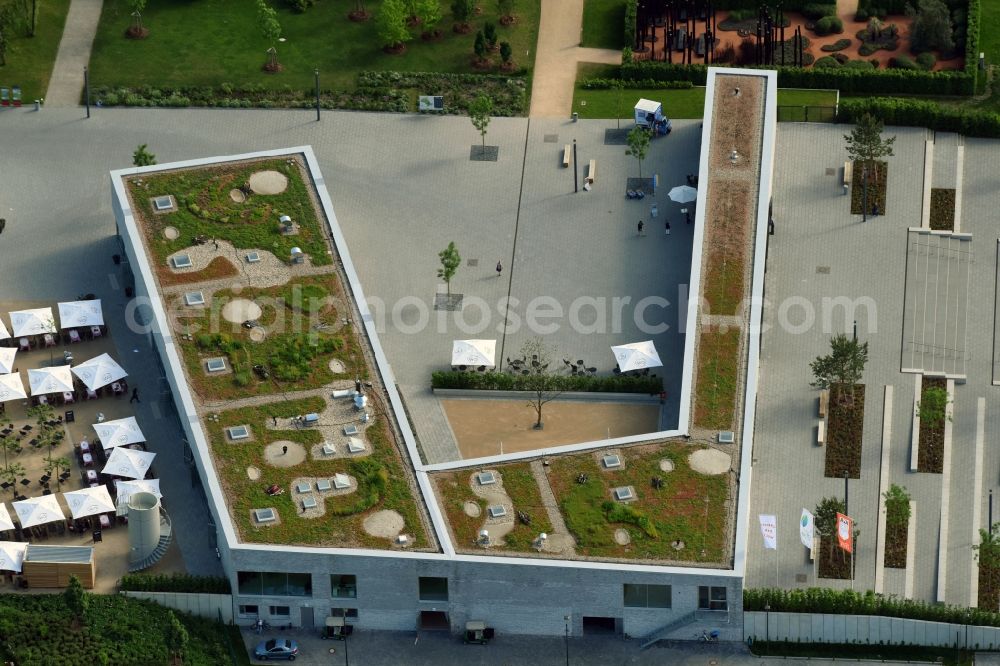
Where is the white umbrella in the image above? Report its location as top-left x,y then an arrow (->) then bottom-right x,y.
0,348 -> 13,374
63,486 -> 116,519
13,495 -> 64,528
667,185 -> 698,204
115,479 -> 162,504
0,318 -> 9,341
611,340 -> 663,372
103,447 -> 156,480
57,300 -> 104,329
451,339 -> 496,367
93,417 -> 146,450
0,504 -> 14,531
0,374 -> 25,403
28,366 -> 74,396
72,353 -> 128,391
0,542 -> 28,572
9,308 -> 56,337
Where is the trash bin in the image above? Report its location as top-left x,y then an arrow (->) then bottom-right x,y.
572,112 -> 578,122
34,100 -> 40,111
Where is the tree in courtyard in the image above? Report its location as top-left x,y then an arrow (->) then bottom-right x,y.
450,0 -> 473,32
133,144 -> 157,167
256,0 -> 283,71
918,385 -> 951,425
437,241 -> 461,296
626,125 -> 651,177
375,0 -> 411,51
612,78 -> 625,129
64,575 -> 89,627
0,433 -> 19,469
166,610 -> 189,663
515,337 -> 563,429
126,0 -> 149,38
483,20 -> 497,49
809,333 -> 869,406
0,462 -> 25,499
843,112 -> 895,185
415,0 -> 442,36
499,41 -> 512,68
473,30 -> 488,62
908,0 -> 954,54
882,484 -> 911,528
469,94 -> 493,149
814,496 -> 846,564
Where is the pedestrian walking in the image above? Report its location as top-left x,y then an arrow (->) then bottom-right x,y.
872,203 -> 880,217
213,238 -> 219,250
637,220 -> 644,236
0,219 -> 6,235
665,221 -> 671,236
496,260 -> 502,277
272,415 -> 278,427
282,445 -> 288,455
129,388 -> 139,404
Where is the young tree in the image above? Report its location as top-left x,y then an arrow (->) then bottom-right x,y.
483,20 -> 497,49
133,144 -> 157,167
469,94 -> 493,149
450,0 -> 473,31
0,433 -> 19,468
496,0 -> 514,23
256,0 -> 283,70
516,337 -> 562,429
499,41 -> 512,67
64,575 -> 89,626
376,0 -> 411,50
883,484 -> 911,527
612,78 -> 625,129
473,29 -> 487,61
415,0 -> 442,35
437,241 -> 461,296
844,112 -> 895,183
814,496 -> 846,563
0,462 -> 25,499
127,0 -> 149,38
809,333 -> 869,405
166,611 -> 189,663
918,385 -> 950,424
625,126 -> 651,177
909,0 -> 954,53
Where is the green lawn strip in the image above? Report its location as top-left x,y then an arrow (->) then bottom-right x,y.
980,0 -> 1000,67
0,0 -> 72,102
694,328 -> 740,431
175,275 -> 367,401
547,444 -> 729,562
206,397 -> 427,548
434,463 -> 552,551
750,642 -> 972,664
89,0 -> 539,92
0,593 -> 232,664
581,0 -> 626,49
130,159 -> 330,267
572,85 -> 837,119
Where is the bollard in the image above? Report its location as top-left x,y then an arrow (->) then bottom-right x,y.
34,99 -> 40,111
571,112 -> 578,122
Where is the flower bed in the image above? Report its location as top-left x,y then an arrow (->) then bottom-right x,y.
929,188 -> 956,231
917,377 -> 946,473
883,484 -> 910,569
824,383 -> 866,478
849,161 -> 887,216
431,371 -> 662,394
817,535 -> 853,579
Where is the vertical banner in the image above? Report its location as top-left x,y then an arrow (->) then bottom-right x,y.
837,513 -> 854,553
800,508 -> 814,549
759,514 -> 777,550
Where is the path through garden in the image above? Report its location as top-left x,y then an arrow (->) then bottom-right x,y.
45,0 -> 103,106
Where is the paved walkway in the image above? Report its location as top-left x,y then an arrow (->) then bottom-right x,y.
45,0 -> 103,106
529,0 -> 621,117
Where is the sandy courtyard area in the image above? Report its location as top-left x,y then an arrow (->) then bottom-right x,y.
441,399 -> 661,459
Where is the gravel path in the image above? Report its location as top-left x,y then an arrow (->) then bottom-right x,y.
530,460 -> 577,556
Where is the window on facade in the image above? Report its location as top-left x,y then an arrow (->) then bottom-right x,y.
238,605 -> 259,617
698,586 -> 728,611
418,576 -> 449,602
331,575 -> 357,598
623,584 -> 672,609
269,606 -> 291,618
331,608 -> 359,619
237,571 -> 313,597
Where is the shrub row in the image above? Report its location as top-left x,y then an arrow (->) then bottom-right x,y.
965,0 -> 981,85
431,371 -> 663,394
579,77 -> 693,90
119,573 -> 232,594
745,588 -> 1000,627
715,0 -> 815,9
356,70 -> 528,115
620,61 -> 974,95
838,97 -> 1000,138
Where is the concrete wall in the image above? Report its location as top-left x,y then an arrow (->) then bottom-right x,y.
744,611 -> 1000,650
123,591 -> 234,623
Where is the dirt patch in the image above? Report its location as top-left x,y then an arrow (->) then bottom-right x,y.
441,399 -> 661,459
884,519 -> 907,568
158,256 -> 238,287
917,377 -> 946,473
929,189 -> 955,231
329,359 -> 346,373
817,534 -> 854,579
850,161 -> 888,216
221,299 -> 263,324
709,75 -> 763,173
688,448 -> 731,475
704,180 -> 752,315
824,383 -> 866,478
659,458 -> 675,472
363,509 -> 405,538
248,170 -> 288,195
264,440 -> 306,467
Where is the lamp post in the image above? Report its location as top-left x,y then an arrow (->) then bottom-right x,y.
764,602 -> 770,650
342,611 -> 349,666
862,165 -> 869,223
84,67 -> 91,119
314,69 -> 321,122
844,470 -> 849,515
572,140 -> 578,193
990,489 -> 994,536
564,615 -> 570,666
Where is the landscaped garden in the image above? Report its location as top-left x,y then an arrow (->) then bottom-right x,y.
546,442 -> 730,563
694,327 -> 741,431
916,376 -> 947,473
0,0 -> 72,102
205,397 -> 429,549
824,383 -> 865,478
976,526 -> 1000,610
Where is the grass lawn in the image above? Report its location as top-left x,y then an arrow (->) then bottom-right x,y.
981,0 -> 1000,70
434,462 -> 553,552
694,327 -> 741,431
0,0 -> 72,102
750,642 -> 972,664
206,397 -> 428,549
89,0 -> 540,92
581,0 -> 626,50
546,443 -> 730,563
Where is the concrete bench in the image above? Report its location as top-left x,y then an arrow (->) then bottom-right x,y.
843,161 -> 853,190
586,159 -> 597,184
818,389 -> 829,418
817,419 -> 826,446
562,144 -> 571,168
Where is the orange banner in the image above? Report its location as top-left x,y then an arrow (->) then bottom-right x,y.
836,513 -> 853,553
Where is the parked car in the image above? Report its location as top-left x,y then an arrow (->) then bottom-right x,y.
254,638 -> 299,661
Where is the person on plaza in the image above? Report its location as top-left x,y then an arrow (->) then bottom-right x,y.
637,220 -> 644,236
496,260 -> 502,277
665,221 -> 671,236
129,388 -> 139,404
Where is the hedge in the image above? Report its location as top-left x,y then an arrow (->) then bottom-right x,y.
745,588 -> 1000,627
431,371 -> 663,394
838,97 -> 1000,138
579,77 -> 693,90
624,0 -> 637,48
119,573 -> 232,594
620,61 -> 974,95
965,0 -> 981,88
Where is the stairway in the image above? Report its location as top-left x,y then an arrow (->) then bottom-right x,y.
129,512 -> 173,572
639,610 -> 699,649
